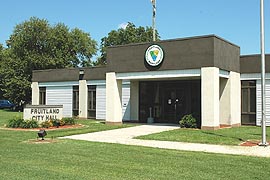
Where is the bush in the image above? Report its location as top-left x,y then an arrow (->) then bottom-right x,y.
7,118 -> 24,128
7,117 -> 76,129
21,120 -> 39,129
40,120 -> 53,128
62,117 -> 75,125
51,119 -> 61,127
7,118 -> 39,128
179,114 -> 197,128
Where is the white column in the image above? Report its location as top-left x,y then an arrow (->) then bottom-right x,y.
106,72 -> 122,125
229,71 -> 241,127
130,81 -> 139,121
201,67 -> 220,130
79,80 -> 88,119
31,82 -> 39,105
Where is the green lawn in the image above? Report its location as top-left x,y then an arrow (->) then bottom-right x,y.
0,109 -> 23,126
0,109 -> 133,137
1,110 -> 270,179
137,126 -> 270,145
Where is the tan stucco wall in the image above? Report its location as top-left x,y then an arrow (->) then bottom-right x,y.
130,81 -> 139,120
79,80 -> 88,119
31,82 -> 39,105
201,67 -> 220,129
229,71 -> 241,126
219,72 -> 241,126
219,77 -> 230,125
106,72 -> 122,124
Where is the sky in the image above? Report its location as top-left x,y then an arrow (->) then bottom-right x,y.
0,0 -> 270,57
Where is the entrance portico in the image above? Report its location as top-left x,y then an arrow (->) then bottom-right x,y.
105,35 -> 241,129
106,68 -> 241,130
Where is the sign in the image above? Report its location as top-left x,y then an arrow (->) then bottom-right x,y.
24,105 -> 63,121
145,44 -> 164,67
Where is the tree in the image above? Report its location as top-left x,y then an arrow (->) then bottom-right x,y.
96,22 -> 160,65
1,17 -> 97,105
0,44 -> 4,99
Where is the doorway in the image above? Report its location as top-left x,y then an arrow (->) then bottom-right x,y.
163,88 -> 185,123
139,80 -> 201,124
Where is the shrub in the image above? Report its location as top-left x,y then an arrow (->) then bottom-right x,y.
59,119 -> 65,126
7,118 -> 39,128
40,120 -> 53,128
7,118 -> 24,128
51,119 -> 61,127
21,120 -> 39,129
62,117 -> 75,125
179,114 -> 197,128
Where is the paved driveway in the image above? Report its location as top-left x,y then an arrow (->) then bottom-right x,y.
61,124 -> 270,158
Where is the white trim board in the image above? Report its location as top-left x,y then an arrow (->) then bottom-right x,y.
39,81 -> 79,87
116,69 -> 230,80
241,73 -> 270,80
116,69 -> 201,80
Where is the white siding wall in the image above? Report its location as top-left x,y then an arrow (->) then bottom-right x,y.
42,81 -> 131,121
96,83 -> 131,121
96,85 -> 106,120
122,84 -> 130,121
46,86 -> 73,117
256,80 -> 270,126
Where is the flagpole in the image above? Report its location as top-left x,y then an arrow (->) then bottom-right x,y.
259,0 -> 268,146
151,0 -> 156,41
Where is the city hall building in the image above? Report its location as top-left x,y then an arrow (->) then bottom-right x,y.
31,35 -> 270,130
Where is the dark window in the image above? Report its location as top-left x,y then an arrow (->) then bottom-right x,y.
241,81 -> 256,125
73,86 -> 79,117
39,87 -> 46,105
88,86 -> 96,118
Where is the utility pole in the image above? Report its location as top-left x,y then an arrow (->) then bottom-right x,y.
151,0 -> 156,41
259,0 -> 268,146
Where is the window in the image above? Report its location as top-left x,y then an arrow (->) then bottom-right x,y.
73,86 -> 79,116
241,81 -> 256,125
39,87 -> 46,105
88,86 -> 96,118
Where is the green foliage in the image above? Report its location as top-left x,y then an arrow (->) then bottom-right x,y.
40,120 -> 53,128
38,118 -> 75,128
179,114 -> 197,128
97,22 -> 160,65
6,117 -> 75,129
0,17 -> 97,105
6,118 -> 24,128
62,117 -> 75,125
21,120 -> 39,128
7,118 -> 38,128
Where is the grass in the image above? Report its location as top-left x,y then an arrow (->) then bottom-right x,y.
137,126 -> 270,145
0,109 -> 133,137
0,109 -> 23,126
1,109 -> 270,179
1,128 -> 270,179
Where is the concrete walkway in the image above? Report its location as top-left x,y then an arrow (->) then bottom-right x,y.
61,125 -> 270,158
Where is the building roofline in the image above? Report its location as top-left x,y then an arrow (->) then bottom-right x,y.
32,66 -> 107,73
240,54 -> 270,58
107,34 -> 240,49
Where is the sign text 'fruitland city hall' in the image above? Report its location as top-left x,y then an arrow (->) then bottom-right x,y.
23,105 -> 63,121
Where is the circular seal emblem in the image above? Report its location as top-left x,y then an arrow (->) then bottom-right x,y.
145,44 -> 164,67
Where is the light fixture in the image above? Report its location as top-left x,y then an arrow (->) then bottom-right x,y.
37,129 -> 47,140
79,69 -> 84,75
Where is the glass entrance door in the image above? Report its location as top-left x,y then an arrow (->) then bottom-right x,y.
163,88 -> 185,123
139,80 -> 201,124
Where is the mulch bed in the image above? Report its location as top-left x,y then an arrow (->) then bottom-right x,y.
26,139 -> 60,144
1,124 -> 83,131
240,140 -> 270,146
